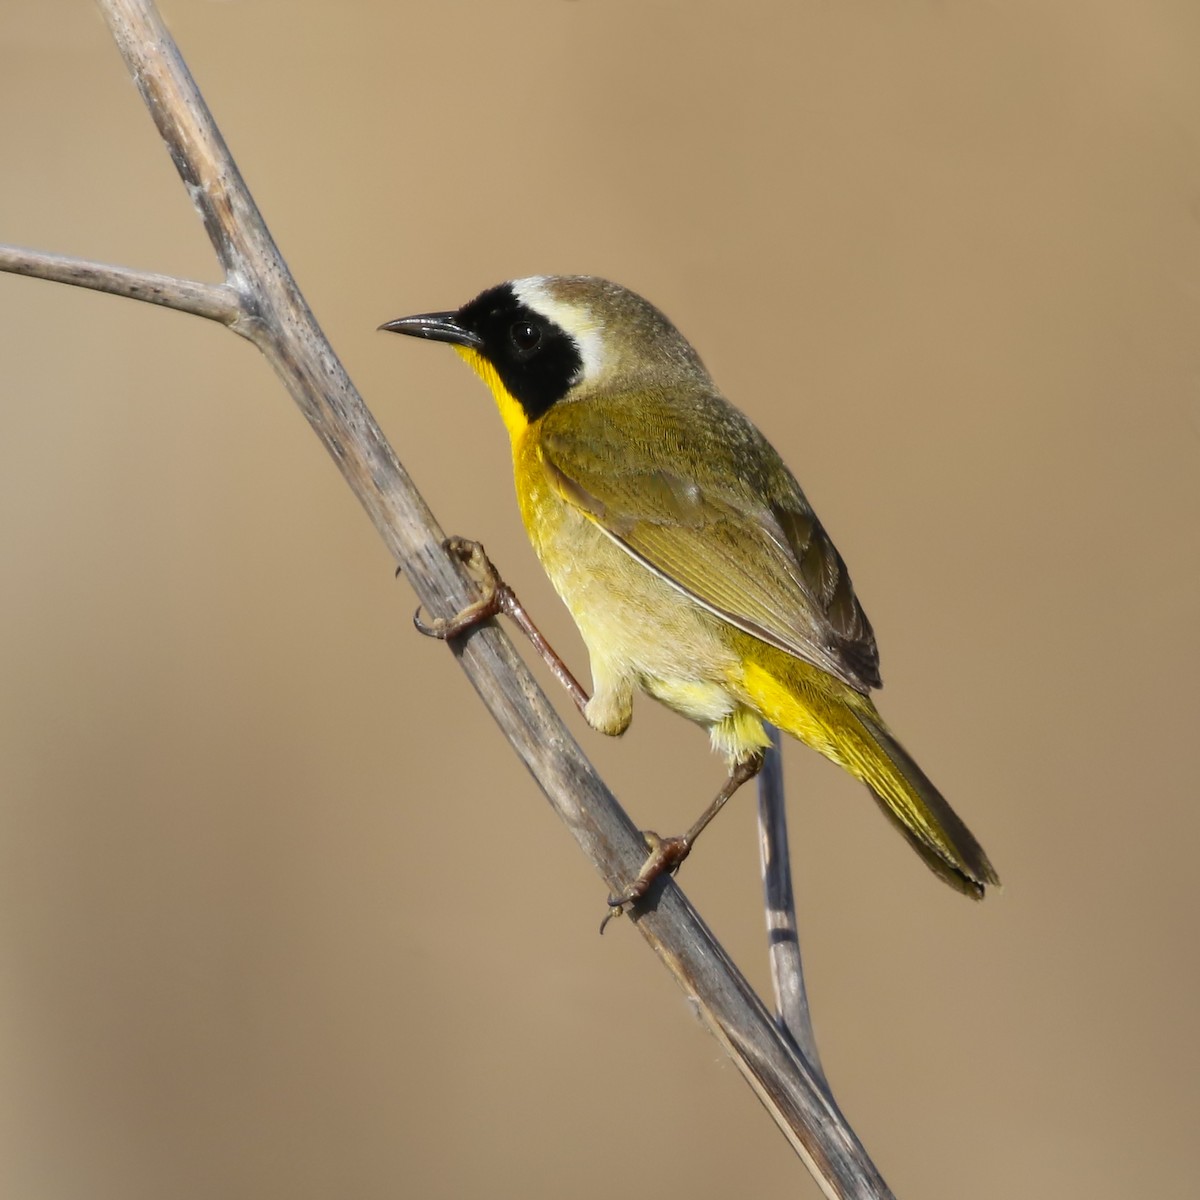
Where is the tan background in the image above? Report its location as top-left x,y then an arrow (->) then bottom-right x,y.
3,2 -> 1198,1197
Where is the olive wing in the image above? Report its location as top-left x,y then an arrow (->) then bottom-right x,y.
538,391 -> 881,693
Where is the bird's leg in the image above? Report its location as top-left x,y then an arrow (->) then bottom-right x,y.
601,751 -> 766,932
413,537 -> 590,718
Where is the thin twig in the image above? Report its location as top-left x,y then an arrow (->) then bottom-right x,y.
758,725 -> 828,1090
0,245 -> 240,324
0,2 -> 896,1195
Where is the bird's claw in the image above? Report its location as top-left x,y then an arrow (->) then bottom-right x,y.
598,831 -> 691,934
413,537 -> 506,640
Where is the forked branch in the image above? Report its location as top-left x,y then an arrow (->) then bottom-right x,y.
0,2 -> 893,1196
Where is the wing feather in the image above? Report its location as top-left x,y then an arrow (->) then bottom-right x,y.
538,388 -> 881,693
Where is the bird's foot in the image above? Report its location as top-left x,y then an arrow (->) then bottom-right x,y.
412,538 -> 592,718
599,831 -> 691,934
413,537 -> 514,639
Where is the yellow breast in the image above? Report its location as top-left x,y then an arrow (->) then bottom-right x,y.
453,344 -> 758,744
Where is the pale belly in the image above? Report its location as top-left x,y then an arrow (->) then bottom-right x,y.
522,477 -> 746,730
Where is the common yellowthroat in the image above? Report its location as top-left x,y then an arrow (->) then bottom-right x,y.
382,276 -> 998,910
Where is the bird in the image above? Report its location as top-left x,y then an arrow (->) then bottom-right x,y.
380,275 -> 998,914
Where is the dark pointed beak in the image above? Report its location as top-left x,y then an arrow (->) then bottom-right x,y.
377,311 -> 484,350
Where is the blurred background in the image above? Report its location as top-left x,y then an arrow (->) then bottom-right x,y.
2,2 -> 1198,1197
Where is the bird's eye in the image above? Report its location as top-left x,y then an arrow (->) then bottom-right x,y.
510,320 -> 543,356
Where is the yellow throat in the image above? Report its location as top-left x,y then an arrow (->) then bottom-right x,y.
454,346 -> 532,445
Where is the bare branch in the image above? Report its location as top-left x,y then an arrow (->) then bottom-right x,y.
0,244 -> 240,324
0,1 -> 900,1195
758,726 -> 829,1090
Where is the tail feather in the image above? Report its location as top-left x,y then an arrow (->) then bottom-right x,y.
853,708 -> 999,898
740,650 -> 999,896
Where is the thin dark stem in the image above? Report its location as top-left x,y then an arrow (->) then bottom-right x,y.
0,3 -> 897,1195
758,725 -> 828,1090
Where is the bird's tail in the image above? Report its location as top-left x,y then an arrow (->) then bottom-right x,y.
742,655 -> 999,897
850,706 -> 999,897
